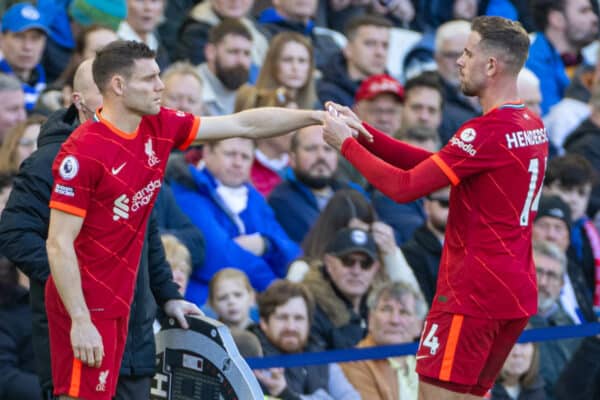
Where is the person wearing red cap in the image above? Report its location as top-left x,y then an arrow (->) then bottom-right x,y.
353,74 -> 404,136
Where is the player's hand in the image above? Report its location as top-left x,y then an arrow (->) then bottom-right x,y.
71,316 -> 104,368
325,101 -> 372,142
164,299 -> 204,329
255,368 -> 287,396
371,221 -> 397,255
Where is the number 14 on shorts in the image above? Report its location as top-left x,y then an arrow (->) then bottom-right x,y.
419,321 -> 440,355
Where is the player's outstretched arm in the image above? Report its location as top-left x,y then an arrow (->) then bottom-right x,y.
191,107 -> 370,143
47,209 -> 104,368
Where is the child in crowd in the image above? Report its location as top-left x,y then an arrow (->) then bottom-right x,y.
208,268 -> 256,330
161,234 -> 192,296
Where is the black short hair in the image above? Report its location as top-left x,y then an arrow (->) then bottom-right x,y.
208,18 -> 252,45
92,40 -> 156,93
404,71 -> 444,107
546,154 -> 596,188
344,14 -> 392,41
531,0 -> 565,32
471,16 -> 530,75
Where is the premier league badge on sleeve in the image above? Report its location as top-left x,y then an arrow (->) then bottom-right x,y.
59,155 -> 79,180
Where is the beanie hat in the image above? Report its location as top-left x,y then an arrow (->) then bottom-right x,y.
536,195 -> 571,229
68,0 -> 127,31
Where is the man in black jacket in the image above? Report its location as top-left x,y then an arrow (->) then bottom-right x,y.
401,186 -> 449,305
0,59 -> 202,400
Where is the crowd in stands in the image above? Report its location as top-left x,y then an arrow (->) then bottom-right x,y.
1,0 -> 600,399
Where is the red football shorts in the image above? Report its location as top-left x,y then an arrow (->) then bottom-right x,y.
415,308 -> 528,396
47,302 -> 128,400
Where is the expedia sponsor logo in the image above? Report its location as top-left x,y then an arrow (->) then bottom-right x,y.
450,136 -> 477,156
54,184 -> 74,197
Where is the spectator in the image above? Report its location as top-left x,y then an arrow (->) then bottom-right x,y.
340,281 -> 427,400
252,279 -> 361,399
338,73 -> 404,187
399,71 -> 444,135
268,125 -> 356,243
235,85 -> 297,197
161,61 -> 205,115
543,63 -> 594,150
317,15 -> 392,107
117,0 -> 170,69
254,32 -> 317,110
530,240 -> 581,399
416,0 -> 479,31
401,186 -> 450,305
0,173 -> 14,216
0,74 -> 26,144
289,189 -> 421,295
303,228 -> 381,349
174,0 -> 268,79
0,114 -> 46,173
545,154 -> 600,306
0,256 -> 40,400
373,125 -> 441,246
435,19 -> 481,144
160,234 -> 192,297
490,332 -> 546,400
257,0 -> 340,71
171,137 -> 300,306
0,2 -> 49,111
564,77 -> 600,213
518,67 -> 543,117
208,268 -> 255,330
198,19 -> 253,116
527,0 -> 598,115
39,25 -> 118,113
353,74 -> 404,139
533,195 -> 596,324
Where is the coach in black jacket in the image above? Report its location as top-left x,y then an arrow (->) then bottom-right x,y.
0,60 -> 202,399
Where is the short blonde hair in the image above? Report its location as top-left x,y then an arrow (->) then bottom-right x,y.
160,234 -> 191,276
161,61 -> 203,89
208,268 -> 253,306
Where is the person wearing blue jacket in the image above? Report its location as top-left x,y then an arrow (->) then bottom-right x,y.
171,137 -> 301,306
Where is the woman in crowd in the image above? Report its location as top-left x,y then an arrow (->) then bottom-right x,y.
491,333 -> 546,400
254,32 -> 318,110
0,115 -> 47,173
288,189 -> 422,296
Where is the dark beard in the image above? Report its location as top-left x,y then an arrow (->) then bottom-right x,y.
295,169 -> 332,189
216,62 -> 249,90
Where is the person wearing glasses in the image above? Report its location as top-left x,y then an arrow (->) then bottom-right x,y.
529,240 -> 581,399
401,186 -> 450,306
303,227 -> 381,350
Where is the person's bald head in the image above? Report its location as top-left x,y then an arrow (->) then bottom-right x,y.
72,59 -> 102,121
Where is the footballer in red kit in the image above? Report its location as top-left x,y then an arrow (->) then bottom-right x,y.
322,16 -> 546,399
45,40 -> 365,400
47,107 -> 198,398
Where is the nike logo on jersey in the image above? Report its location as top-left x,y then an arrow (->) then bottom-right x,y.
111,162 -> 126,175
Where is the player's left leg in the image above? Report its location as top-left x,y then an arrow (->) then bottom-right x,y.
469,317 -> 529,397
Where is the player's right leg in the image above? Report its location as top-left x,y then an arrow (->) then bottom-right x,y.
415,308 -> 520,399
47,305 -> 122,400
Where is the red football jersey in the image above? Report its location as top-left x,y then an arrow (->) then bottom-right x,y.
47,107 -> 199,318
431,103 -> 548,318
